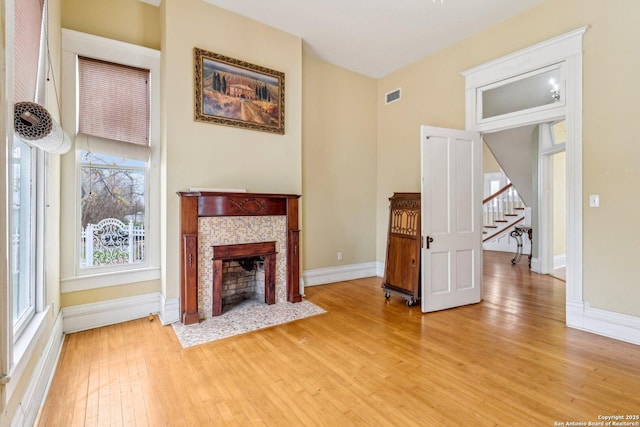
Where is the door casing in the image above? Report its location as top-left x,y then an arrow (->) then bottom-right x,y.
462,27 -> 586,327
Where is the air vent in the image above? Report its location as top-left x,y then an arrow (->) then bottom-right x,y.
385,88 -> 401,105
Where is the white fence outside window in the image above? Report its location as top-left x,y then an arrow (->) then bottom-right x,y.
81,218 -> 145,267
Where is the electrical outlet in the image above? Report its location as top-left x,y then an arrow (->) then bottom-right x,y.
337,252 -> 343,261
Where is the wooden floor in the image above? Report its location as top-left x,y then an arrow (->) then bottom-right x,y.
37,251 -> 640,426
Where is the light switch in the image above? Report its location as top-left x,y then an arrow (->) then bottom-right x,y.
589,194 -> 600,208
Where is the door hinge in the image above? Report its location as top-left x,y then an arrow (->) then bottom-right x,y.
0,374 -> 11,385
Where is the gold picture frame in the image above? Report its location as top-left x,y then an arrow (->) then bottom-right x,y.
194,47 -> 285,134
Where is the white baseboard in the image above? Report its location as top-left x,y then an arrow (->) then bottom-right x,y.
11,311 -> 64,427
62,292 -> 164,333
530,257 -> 542,273
530,256 -> 566,274
483,241 -> 516,253
567,299 -> 640,346
375,261 -> 384,278
159,295 -> 180,325
483,233 -> 531,254
554,254 -> 567,269
303,262 -> 379,287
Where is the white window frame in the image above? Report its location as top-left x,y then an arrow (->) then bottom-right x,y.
11,139 -> 37,339
12,0 -> 47,343
60,30 -> 161,292
77,148 -> 149,272
476,63 -> 566,125
2,0 -> 50,409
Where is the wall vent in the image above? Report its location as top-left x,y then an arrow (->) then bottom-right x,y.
385,88 -> 401,105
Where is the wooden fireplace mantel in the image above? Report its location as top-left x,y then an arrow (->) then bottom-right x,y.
177,191 -> 302,324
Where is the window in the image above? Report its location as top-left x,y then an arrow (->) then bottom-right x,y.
76,57 -> 150,271
11,0 -> 47,342
479,65 -> 563,120
11,140 -> 36,339
79,151 -> 146,269
61,30 -> 160,291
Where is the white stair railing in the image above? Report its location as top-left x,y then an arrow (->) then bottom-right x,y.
483,184 -> 526,242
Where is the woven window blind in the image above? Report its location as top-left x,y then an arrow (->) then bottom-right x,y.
14,0 -> 44,102
78,57 -> 150,147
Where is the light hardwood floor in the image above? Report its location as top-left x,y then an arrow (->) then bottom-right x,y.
36,251 -> 640,426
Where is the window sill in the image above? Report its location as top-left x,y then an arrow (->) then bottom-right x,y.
60,267 -> 161,293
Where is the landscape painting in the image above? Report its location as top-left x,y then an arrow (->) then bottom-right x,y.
194,47 -> 285,134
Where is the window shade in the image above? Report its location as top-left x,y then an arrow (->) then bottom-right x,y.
78,57 -> 150,147
14,0 -> 44,102
75,133 -> 150,162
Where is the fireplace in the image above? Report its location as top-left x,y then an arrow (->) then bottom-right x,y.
178,191 -> 301,324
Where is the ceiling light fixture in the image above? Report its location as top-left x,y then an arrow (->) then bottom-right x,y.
549,78 -> 560,102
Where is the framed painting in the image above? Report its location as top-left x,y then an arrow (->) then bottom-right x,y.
194,47 -> 285,134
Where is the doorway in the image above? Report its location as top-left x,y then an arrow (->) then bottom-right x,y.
462,27 -> 586,326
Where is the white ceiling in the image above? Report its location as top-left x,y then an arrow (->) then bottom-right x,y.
202,0 -> 545,78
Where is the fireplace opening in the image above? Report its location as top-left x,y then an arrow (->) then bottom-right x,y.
221,257 -> 266,312
212,241 -> 277,316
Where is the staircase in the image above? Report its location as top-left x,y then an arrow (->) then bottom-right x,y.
483,183 -> 526,247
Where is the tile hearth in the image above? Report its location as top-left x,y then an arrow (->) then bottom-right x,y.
171,300 -> 326,348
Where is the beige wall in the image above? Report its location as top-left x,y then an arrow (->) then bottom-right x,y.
162,0 -> 302,299
377,0 -> 640,317
62,0 -> 160,50
376,37 -> 467,262
483,143 -> 501,174
301,54 -> 378,270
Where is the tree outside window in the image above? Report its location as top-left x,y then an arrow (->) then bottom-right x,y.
79,151 -> 146,268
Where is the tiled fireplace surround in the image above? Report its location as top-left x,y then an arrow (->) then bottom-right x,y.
199,217 -> 286,318
178,192 -> 301,325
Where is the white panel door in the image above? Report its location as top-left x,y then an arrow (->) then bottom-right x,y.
421,126 -> 482,312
